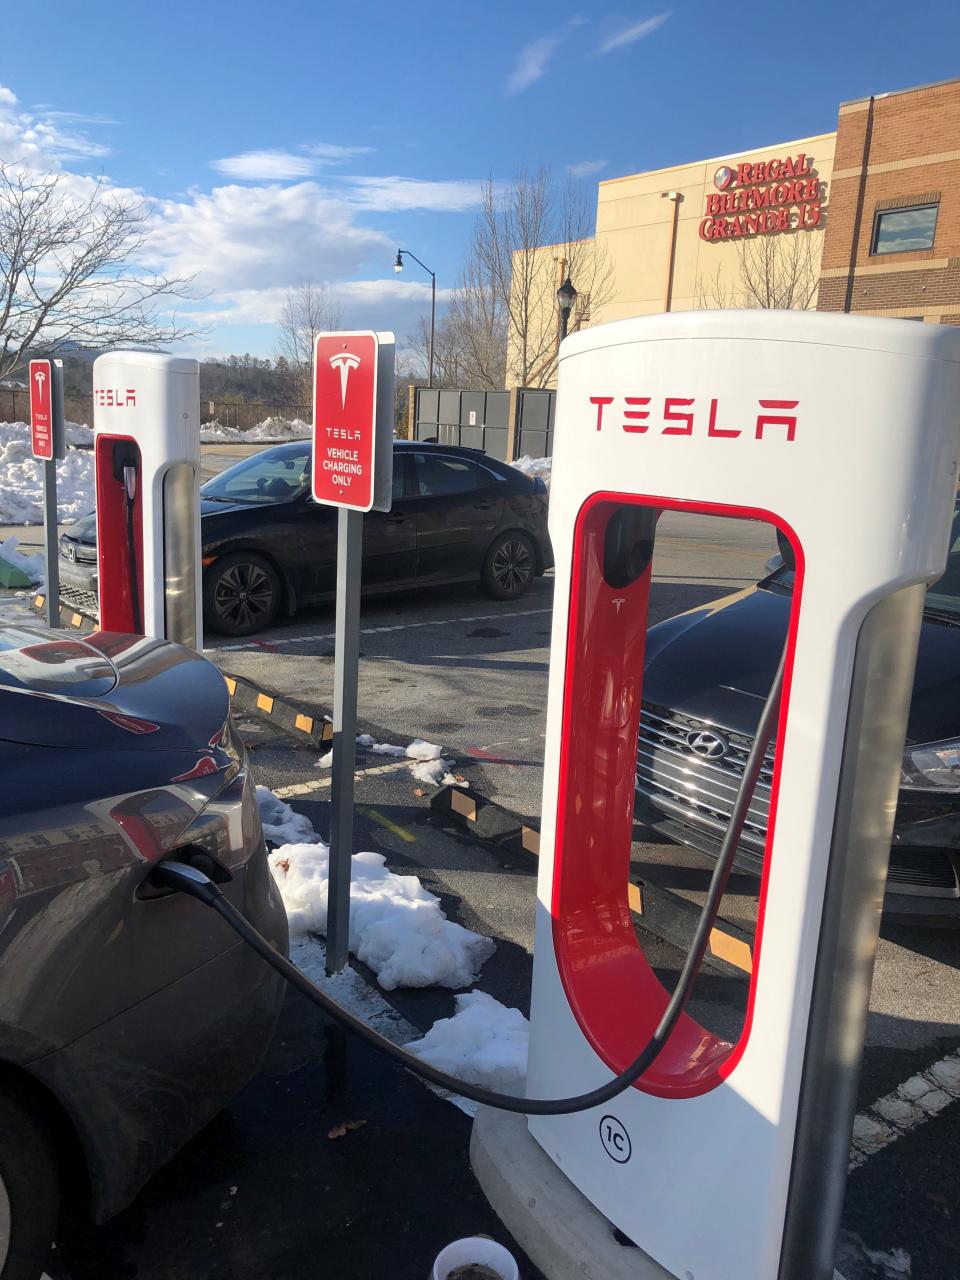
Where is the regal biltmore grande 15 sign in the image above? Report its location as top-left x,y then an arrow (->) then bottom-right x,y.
699,153 -> 823,241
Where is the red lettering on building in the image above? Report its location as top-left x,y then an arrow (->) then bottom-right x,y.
590,396 -> 614,431
622,396 -> 651,433
699,153 -> 824,241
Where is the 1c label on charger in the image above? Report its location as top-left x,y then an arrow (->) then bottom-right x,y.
599,1115 -> 631,1163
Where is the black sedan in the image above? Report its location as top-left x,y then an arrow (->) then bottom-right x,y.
635,502 -> 960,921
0,626 -> 287,1278
59,441 -> 553,637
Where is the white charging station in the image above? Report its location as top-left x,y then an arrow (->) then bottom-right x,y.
92,352 -> 202,649
519,312 -> 960,1280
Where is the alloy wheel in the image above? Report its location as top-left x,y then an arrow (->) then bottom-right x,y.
492,539 -> 533,594
213,561 -> 275,631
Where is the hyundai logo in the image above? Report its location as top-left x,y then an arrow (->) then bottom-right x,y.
686,729 -> 728,759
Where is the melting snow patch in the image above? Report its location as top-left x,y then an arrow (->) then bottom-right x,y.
315,750 -> 333,768
256,785 -> 322,845
407,991 -> 529,1092
405,739 -> 443,761
358,734 -> 467,788
258,787 -> 494,990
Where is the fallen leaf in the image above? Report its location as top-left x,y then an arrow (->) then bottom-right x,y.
327,1119 -> 367,1140
275,858 -> 290,875
454,774 -> 467,783
412,787 -> 426,798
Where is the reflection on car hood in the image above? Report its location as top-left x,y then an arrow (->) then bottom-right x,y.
200,496 -> 251,517
59,500 -> 249,550
644,586 -> 960,746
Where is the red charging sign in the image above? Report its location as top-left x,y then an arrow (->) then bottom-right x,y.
29,359 -> 54,461
312,332 -> 379,511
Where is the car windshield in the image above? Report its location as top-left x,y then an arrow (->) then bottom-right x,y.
202,445 -> 310,505
763,504 -> 960,621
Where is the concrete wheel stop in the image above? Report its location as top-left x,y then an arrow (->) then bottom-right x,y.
470,1106 -> 676,1280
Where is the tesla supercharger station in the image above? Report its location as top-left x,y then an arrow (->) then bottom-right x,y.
92,352 -> 202,648
523,312 -> 960,1280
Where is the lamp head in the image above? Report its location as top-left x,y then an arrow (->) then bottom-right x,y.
394,250 -> 404,274
556,275 -> 577,314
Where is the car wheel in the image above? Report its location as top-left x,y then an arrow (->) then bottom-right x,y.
204,552 -> 282,637
0,1090 -> 59,1280
481,531 -> 536,601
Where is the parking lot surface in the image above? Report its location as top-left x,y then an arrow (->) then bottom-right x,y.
4,504 -> 957,1278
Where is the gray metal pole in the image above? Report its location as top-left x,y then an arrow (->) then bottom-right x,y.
429,272 -> 436,390
326,506 -> 363,975
42,459 -> 60,628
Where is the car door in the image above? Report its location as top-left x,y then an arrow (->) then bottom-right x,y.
359,451 -> 417,589
297,451 -> 416,599
409,452 -> 505,585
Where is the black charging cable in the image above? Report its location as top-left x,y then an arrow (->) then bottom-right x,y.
153,649 -> 785,1115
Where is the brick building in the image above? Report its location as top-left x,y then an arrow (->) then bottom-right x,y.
818,77 -> 960,323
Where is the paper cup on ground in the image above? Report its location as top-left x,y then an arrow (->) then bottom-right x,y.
431,1236 -> 519,1280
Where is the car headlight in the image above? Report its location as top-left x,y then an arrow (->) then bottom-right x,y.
901,739 -> 960,791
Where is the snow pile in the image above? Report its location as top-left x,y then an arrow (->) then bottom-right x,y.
511,455 -> 551,487
256,785 -> 323,845
200,416 -> 311,443
0,422 -> 94,524
408,991 -> 530,1092
363,735 -> 465,788
259,787 -> 495,990
0,535 -> 44,585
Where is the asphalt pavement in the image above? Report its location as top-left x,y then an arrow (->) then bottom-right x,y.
197,509 -> 960,1280
7,500 -> 957,1278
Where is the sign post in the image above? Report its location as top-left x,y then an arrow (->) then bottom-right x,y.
29,358 -> 65,628
311,330 -> 395,974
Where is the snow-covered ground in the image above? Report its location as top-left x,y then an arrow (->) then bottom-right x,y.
356,734 -> 466,788
200,416 -> 310,443
259,786 -> 494,991
256,784 -> 530,1093
511,454 -> 551,487
407,991 -> 529,1093
0,422 -> 94,524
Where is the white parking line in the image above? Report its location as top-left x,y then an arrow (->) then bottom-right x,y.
208,607 -> 552,654
848,1047 -> 960,1171
272,758 -> 413,798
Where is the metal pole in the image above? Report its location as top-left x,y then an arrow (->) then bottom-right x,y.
559,308 -> 570,342
326,506 -> 363,974
42,459 -> 60,628
428,272 -> 436,389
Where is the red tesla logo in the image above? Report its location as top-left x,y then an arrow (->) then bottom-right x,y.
589,395 -> 798,442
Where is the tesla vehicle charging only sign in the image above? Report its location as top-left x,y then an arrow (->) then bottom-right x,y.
29,359 -> 54,461
312,331 -> 388,512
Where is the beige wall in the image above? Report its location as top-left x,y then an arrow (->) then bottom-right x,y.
505,239 -> 595,390
506,133 -> 836,387
594,132 -> 836,322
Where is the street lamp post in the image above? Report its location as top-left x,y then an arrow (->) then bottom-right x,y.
556,275 -> 578,343
395,249 -> 436,389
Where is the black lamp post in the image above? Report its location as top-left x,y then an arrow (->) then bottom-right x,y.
395,249 -> 436,388
557,275 -> 578,342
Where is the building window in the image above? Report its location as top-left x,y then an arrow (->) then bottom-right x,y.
871,204 -> 938,255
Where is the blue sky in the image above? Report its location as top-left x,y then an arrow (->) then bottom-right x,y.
3,0 -> 959,360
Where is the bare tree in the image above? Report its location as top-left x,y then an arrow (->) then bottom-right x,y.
276,281 -> 343,401
696,231 -> 821,311
472,169 -> 613,388
0,163 -> 200,382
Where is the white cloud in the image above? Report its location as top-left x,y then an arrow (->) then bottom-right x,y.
0,84 -> 111,164
506,33 -> 563,95
147,181 -> 391,292
304,142 -> 374,161
342,175 -> 484,212
567,159 -> 608,178
212,141 -> 375,181
211,151 -> 318,180
596,11 -> 671,54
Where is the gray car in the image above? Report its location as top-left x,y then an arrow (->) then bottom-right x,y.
0,626 -> 287,1280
